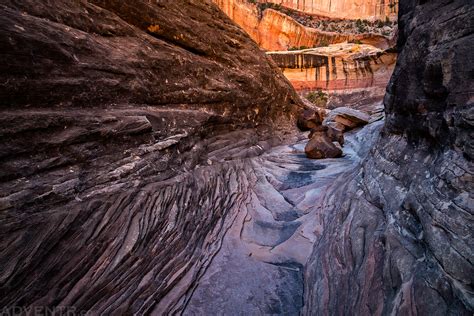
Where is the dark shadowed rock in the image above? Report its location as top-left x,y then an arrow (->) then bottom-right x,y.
297,109 -> 322,131
0,0 -> 472,314
303,0 -> 473,314
297,98 -> 330,131
309,125 -> 344,145
326,126 -> 344,146
0,0 -> 303,314
305,131 -> 343,159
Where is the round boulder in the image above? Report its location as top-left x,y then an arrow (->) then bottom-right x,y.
305,132 -> 343,159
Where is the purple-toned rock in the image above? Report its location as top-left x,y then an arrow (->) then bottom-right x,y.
304,1 -> 474,315
0,0 -> 303,314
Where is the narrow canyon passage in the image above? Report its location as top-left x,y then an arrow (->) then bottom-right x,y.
182,121 -> 384,314
1,0 -> 472,315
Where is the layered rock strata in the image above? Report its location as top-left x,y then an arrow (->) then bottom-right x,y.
303,0 -> 474,314
213,0 -> 393,51
259,0 -> 398,20
182,121 -> 385,314
268,43 -> 396,93
0,0 -> 472,314
0,0 -> 303,313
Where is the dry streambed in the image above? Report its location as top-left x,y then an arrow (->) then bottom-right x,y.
182,120 -> 383,314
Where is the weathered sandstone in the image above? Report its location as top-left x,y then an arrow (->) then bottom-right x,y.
268,43 -> 396,93
305,131 -> 343,159
0,0 -> 303,313
0,0 -> 472,314
303,0 -> 474,314
297,109 -> 323,130
322,106 -> 371,131
259,0 -> 397,20
213,0 -> 394,51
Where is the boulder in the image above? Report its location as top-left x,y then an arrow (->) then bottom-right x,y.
308,125 -> 327,138
308,125 -> 344,146
297,109 -> 322,131
326,126 -> 344,146
323,107 -> 370,131
305,131 -> 343,159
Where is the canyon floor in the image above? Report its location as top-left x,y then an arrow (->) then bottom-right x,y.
1,0 -> 472,315
175,120 -> 384,314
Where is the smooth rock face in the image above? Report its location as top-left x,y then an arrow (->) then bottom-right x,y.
0,0 -> 303,313
303,0 -> 474,314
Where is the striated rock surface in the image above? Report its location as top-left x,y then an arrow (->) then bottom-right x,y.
214,0 -> 398,110
0,0 -> 304,313
260,0 -> 397,20
1,0 -> 472,314
213,0 -> 394,51
256,9 -> 393,51
303,0 -> 474,314
182,120 -> 384,314
268,43 -> 396,92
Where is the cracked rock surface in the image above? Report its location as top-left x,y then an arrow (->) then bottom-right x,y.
0,0 -> 303,313
183,122 -> 383,314
303,0 -> 473,314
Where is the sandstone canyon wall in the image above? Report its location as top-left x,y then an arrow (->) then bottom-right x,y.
260,0 -> 398,20
212,0 -> 393,51
0,0 -> 472,314
268,44 -> 396,92
213,0 -> 397,107
303,0 -> 473,314
0,0 -> 303,313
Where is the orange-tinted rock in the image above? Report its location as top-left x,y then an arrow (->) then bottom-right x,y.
258,0 -> 397,20
258,9 -> 392,50
268,43 -> 396,92
212,0 -> 261,42
213,1 -> 392,51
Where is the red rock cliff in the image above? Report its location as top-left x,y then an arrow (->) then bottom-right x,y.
259,0 -> 397,20
212,0 -> 392,51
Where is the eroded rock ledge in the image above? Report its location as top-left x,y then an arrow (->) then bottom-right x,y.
0,0 -> 472,314
212,0 -> 395,51
268,43 -> 396,92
